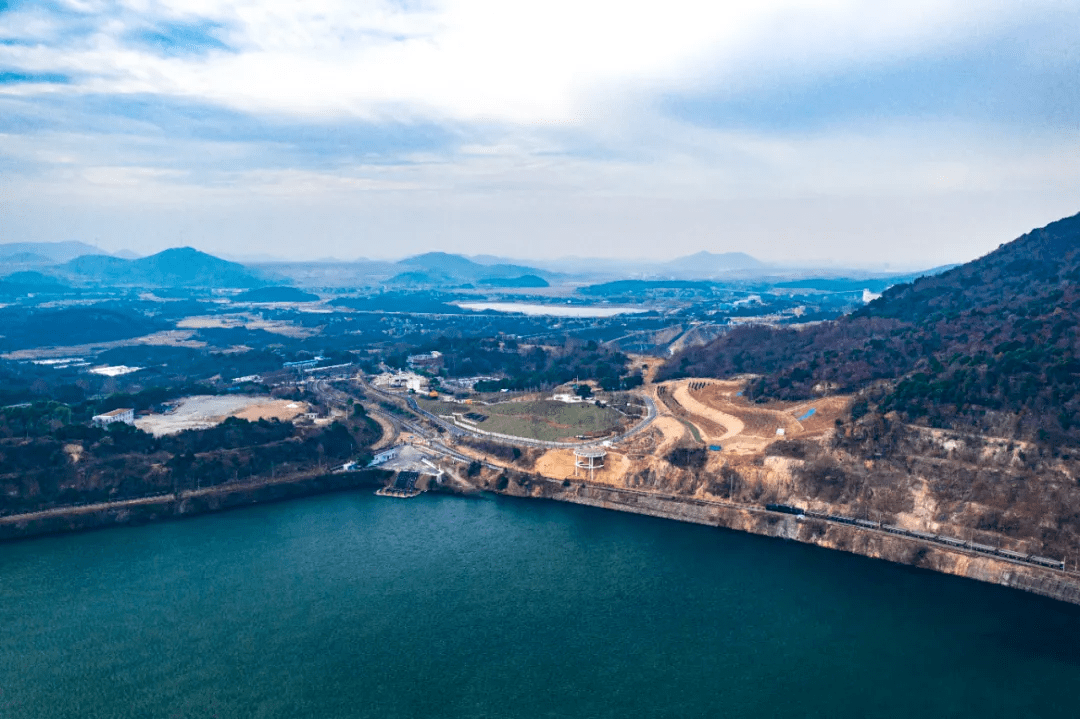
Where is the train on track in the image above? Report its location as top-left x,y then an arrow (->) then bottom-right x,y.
764,504 -> 1065,571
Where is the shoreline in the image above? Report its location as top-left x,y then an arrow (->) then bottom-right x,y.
0,469 -> 390,542
3,467 -> 1078,607
504,475 -> 1080,607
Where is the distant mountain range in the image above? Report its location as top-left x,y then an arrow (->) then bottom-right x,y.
477,274 -> 549,288
0,241 -> 103,265
391,252 -> 554,286
55,247 -> 267,288
255,250 -> 778,287
1,243 -> 268,289
659,251 -> 765,276
0,241 -> 950,291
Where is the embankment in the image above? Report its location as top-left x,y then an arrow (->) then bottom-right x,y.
509,476 -> 1080,606
0,469 -> 391,542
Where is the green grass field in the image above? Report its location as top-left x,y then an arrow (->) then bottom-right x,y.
418,398 -> 624,442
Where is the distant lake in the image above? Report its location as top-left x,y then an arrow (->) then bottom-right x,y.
3,491 -> 1080,718
458,301 -> 646,317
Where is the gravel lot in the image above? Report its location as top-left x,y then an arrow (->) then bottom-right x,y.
135,395 -> 309,436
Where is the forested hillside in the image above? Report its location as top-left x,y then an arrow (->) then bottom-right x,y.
0,402 -> 380,516
662,212 -> 1080,448
0,306 -> 166,351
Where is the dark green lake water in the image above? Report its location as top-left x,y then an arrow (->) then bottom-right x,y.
2,492 -> 1078,718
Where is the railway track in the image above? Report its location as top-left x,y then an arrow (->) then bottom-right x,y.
767,503 -> 1067,572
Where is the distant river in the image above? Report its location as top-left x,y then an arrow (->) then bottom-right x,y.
458,301 -> 646,317
2,492 -> 1079,718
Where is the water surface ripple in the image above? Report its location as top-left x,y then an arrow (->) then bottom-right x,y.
1,492 -> 1078,718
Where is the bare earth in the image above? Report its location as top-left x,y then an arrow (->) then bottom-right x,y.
468,377 -> 853,493
135,395 -> 309,436
2,330 -> 205,360
177,313 -> 318,338
671,382 -> 744,440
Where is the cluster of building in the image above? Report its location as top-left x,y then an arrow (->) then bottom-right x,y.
406,351 -> 443,371
440,375 -> 499,391
231,375 -> 262,384
372,370 -> 429,393
283,357 -> 325,371
88,365 -> 143,377
29,358 -> 143,377
31,357 -> 90,370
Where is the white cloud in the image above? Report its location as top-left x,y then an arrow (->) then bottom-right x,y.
1,0 -> 1077,265
8,117 -> 1076,209
2,0 -> 1070,124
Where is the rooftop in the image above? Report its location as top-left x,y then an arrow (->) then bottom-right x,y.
96,408 -> 133,417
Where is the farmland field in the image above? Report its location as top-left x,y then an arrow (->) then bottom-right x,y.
418,398 -> 625,442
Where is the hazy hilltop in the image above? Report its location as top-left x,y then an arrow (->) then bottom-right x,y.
56,247 -> 268,288
392,251 -> 552,286
0,271 -> 75,297
0,241 -> 103,265
661,251 -> 765,277
663,211 -> 1080,448
250,249 -> 936,289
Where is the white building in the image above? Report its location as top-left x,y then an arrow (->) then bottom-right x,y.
369,445 -> 402,466
92,408 -> 135,427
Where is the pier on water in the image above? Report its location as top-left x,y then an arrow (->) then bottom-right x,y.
376,471 -> 423,498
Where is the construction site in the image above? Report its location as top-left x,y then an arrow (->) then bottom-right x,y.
357,362 -> 1080,607
134,395 -> 313,436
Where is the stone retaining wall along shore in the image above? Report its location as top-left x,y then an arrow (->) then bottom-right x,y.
533,479 -> 1080,607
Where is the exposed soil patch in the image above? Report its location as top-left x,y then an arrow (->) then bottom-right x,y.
135,395 -> 310,436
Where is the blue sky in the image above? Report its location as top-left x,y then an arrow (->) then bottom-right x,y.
0,0 -> 1077,265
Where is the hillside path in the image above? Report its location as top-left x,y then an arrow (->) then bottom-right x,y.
671,383 -> 744,441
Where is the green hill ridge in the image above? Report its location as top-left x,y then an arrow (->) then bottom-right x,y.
663,211 -> 1080,447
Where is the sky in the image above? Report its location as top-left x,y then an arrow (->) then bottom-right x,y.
0,0 -> 1078,267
